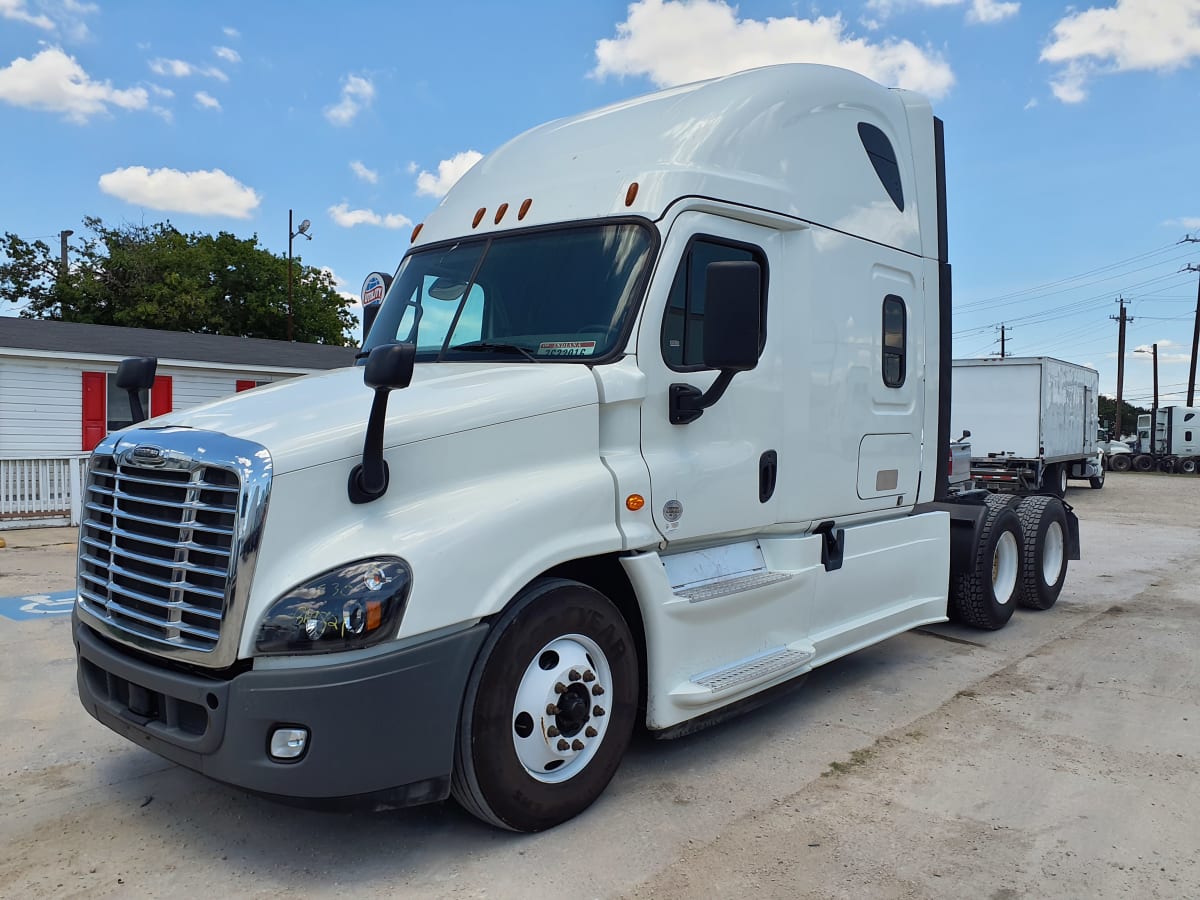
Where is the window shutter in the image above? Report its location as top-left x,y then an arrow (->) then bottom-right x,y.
151,375 -> 173,416
82,371 -> 106,451
236,379 -> 256,392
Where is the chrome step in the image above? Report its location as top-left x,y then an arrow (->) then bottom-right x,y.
670,645 -> 814,706
673,571 -> 794,603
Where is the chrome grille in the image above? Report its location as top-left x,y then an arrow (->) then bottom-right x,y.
78,454 -> 240,653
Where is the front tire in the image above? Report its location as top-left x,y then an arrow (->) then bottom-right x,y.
1014,496 -> 1068,610
949,505 -> 1022,630
1089,469 -> 1104,489
1109,454 -> 1132,472
1044,463 -> 1068,497
451,578 -> 638,832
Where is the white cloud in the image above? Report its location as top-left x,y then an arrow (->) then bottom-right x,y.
195,90 -> 220,110
592,0 -> 955,99
406,161 -> 418,174
99,166 -> 260,218
1023,96 -> 1037,109
0,47 -> 148,123
415,150 -> 483,198
324,74 -> 374,126
328,202 -> 411,229
223,26 -> 240,38
148,57 -> 228,82
213,46 -> 241,64
966,0 -> 1018,25
350,160 -> 378,184
1165,217 -> 1200,229
149,83 -> 174,98
0,0 -> 54,29
1042,0 -> 1200,103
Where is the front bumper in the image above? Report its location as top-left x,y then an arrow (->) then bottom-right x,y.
74,614 -> 488,807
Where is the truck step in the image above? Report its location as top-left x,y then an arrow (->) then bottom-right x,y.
673,570 -> 794,603
670,645 -> 814,705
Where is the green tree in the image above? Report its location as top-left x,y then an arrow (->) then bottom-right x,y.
1098,395 -> 1149,438
1,217 -> 354,345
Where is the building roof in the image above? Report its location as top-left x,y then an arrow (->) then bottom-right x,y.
0,317 -> 357,370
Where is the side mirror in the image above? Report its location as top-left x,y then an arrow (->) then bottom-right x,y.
348,342 -> 417,504
670,260 -> 761,425
115,357 -> 157,424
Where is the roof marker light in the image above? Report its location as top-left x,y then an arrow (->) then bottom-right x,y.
494,202 -> 509,225
518,198 -> 533,220
472,208 -> 486,228
410,223 -> 424,243
625,182 -> 639,207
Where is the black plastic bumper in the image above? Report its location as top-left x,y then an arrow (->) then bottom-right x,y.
74,614 -> 488,807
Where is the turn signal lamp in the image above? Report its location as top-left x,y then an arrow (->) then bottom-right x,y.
626,494 -> 645,511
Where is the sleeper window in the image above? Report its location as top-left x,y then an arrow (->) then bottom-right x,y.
882,295 -> 906,388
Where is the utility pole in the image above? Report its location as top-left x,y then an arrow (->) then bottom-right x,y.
992,323 -> 1010,358
1184,240 -> 1199,405
59,229 -> 73,277
1110,296 -> 1132,440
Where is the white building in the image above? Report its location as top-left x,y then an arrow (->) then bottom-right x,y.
1,318 -> 355,526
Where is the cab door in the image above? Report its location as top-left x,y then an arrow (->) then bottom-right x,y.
637,212 -> 784,544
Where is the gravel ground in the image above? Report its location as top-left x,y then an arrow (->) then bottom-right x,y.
0,472 -> 1197,899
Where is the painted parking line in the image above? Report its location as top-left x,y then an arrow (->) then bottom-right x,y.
0,590 -> 75,621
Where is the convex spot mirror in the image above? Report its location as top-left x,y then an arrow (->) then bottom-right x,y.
702,260 -> 761,372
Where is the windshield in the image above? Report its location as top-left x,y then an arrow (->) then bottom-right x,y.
361,221 -> 656,363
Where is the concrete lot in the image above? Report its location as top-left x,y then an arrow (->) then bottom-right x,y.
0,473 -> 1197,898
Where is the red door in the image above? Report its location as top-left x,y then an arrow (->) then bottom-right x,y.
82,371 -> 106,451
151,375 -> 173,417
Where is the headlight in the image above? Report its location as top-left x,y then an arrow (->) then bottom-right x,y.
255,558 -> 412,655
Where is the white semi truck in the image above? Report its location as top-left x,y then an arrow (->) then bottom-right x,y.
72,65 -> 1079,832
950,357 -> 1104,495
1122,406 -> 1200,473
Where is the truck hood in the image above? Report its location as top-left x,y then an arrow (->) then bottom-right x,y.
141,363 -> 601,475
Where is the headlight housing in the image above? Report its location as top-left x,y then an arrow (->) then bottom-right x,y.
255,558 -> 412,655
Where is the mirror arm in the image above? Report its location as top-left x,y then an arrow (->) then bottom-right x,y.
347,388 -> 393,503
669,370 -> 736,425
126,390 -> 146,424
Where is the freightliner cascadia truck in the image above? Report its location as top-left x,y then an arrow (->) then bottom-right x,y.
73,64 -> 1079,832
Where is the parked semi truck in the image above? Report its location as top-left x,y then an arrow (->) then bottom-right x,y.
950,357 -> 1104,495
72,65 -> 1080,832
1115,406 -> 1200,473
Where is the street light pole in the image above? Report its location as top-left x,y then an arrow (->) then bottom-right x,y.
287,210 -> 312,342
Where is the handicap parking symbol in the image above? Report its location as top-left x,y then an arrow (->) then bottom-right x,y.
0,590 -> 76,621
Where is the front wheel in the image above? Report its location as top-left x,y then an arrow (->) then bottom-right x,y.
1014,495 -> 1068,610
949,505 -> 1022,630
451,578 -> 638,832
1089,470 -> 1104,489
1109,454 -> 1132,472
1180,457 -> 1198,475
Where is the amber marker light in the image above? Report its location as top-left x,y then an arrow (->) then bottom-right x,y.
518,198 -> 533,220
410,223 -> 424,243
494,203 -> 509,224
472,208 -> 487,228
626,494 -> 645,511
625,182 -> 639,206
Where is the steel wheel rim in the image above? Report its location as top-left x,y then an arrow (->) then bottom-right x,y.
1059,467 -> 1068,494
511,633 -> 613,784
993,531 -> 1019,604
1042,520 -> 1064,585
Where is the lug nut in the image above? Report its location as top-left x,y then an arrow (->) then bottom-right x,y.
592,684 -> 605,696
571,739 -> 584,751
593,705 -> 606,716
554,682 -> 568,694
557,739 -> 569,751
547,726 -> 560,737
582,670 -> 596,682
585,726 -> 598,738
568,669 -> 581,682
546,704 -> 559,716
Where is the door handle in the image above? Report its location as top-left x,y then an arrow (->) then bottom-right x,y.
759,450 -> 778,503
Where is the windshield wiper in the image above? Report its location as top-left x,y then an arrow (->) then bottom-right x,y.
448,341 -> 542,363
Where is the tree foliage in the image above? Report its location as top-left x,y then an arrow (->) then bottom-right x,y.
1098,395 -> 1149,438
1,217 -> 354,345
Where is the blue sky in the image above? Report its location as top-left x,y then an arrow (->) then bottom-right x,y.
1,0 -> 1198,411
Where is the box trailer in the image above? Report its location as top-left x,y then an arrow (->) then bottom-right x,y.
951,357 -> 1103,495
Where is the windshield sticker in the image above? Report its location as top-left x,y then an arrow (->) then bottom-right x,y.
537,341 -> 597,357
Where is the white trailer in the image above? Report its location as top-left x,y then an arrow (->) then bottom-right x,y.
951,357 -> 1103,495
72,65 -> 1081,832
